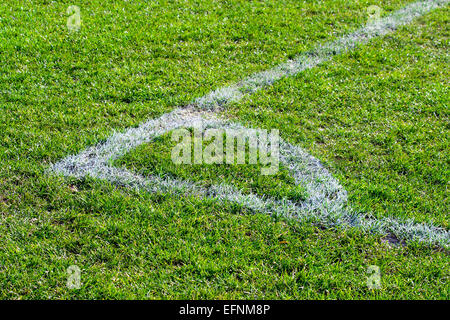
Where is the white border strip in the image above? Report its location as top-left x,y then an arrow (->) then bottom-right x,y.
196,0 -> 449,109
50,0 -> 449,248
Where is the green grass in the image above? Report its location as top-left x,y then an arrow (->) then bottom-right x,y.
0,0 -> 448,299
226,6 -> 450,228
113,129 -> 308,202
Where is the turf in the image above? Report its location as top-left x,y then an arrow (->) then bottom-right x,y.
113,129 -> 308,202
0,0 -> 448,299
226,6 -> 450,228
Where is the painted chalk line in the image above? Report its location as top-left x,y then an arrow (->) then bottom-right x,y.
50,0 -> 449,248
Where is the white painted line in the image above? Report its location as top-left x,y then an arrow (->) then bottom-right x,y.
50,0 -> 449,247
196,0 -> 450,110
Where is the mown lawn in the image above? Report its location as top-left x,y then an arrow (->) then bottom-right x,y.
0,0 -> 448,299
227,5 -> 449,228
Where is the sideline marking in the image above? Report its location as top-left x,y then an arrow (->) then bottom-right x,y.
50,0 -> 449,247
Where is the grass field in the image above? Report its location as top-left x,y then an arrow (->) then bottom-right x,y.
0,0 -> 448,299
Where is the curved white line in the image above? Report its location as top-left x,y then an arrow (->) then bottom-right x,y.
50,0 -> 450,247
